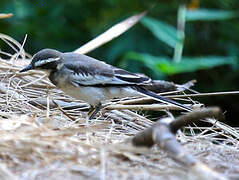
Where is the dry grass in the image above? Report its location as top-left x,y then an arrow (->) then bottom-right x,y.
0,34 -> 238,180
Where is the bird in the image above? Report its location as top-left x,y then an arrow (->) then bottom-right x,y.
20,48 -> 192,120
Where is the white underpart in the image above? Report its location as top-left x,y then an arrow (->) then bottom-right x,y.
60,85 -> 138,106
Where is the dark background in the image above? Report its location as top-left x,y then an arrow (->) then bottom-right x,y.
0,0 -> 239,126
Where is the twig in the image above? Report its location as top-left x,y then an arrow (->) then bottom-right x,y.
170,107 -> 223,133
205,118 -> 239,139
132,107 -> 227,180
20,74 -> 47,88
106,103 -> 198,111
0,13 -> 13,19
52,99 -> 76,121
12,34 -> 27,64
0,33 -> 24,54
166,91 -> 239,98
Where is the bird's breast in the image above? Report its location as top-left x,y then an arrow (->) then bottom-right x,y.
61,86 -> 138,106
48,70 -> 139,106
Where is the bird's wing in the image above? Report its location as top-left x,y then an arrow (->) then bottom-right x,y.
63,53 -> 192,112
63,53 -> 151,86
113,69 -> 151,84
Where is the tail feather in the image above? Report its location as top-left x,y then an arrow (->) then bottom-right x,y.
136,87 -> 192,112
143,80 -> 196,94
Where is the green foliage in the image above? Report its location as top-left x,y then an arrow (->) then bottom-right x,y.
141,17 -> 179,48
186,9 -> 238,21
124,52 -> 237,75
131,8 -> 239,76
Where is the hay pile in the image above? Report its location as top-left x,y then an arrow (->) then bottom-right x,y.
0,37 -> 238,180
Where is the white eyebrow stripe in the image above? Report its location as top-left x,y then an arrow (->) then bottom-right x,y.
35,57 -> 60,67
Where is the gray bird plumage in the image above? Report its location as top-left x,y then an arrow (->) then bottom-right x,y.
20,48 -> 192,119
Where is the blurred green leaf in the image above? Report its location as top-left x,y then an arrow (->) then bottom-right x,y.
141,16 -> 179,48
124,52 -> 237,74
186,9 -> 238,21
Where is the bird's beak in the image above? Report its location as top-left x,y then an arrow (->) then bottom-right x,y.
20,64 -> 33,73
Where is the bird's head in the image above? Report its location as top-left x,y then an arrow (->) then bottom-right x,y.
20,49 -> 63,73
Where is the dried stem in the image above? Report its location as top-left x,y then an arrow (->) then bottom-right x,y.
132,107 -> 227,180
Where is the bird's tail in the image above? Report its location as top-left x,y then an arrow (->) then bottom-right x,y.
135,87 -> 192,112
142,80 -> 196,94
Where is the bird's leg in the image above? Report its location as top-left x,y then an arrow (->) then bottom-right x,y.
88,103 -> 102,120
85,104 -> 102,144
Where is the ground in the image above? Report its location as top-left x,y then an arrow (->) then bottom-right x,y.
0,58 -> 238,180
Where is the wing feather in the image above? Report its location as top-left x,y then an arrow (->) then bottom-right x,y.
63,53 -> 151,86
114,69 -> 151,84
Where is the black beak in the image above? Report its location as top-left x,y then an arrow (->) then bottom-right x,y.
20,64 -> 33,73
